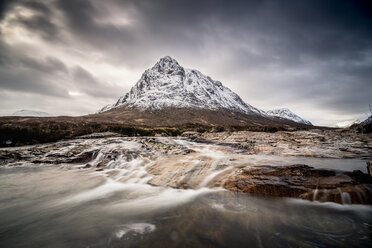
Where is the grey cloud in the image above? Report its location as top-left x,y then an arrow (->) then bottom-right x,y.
0,1 -> 61,42
0,42 -> 69,97
51,0 -> 372,69
19,56 -> 68,75
13,13 -> 59,41
0,0 -> 17,20
22,1 -> 52,16
72,66 -> 123,98
56,0 -> 138,48
0,67 -> 69,97
0,0 -> 371,124
0,40 -> 11,65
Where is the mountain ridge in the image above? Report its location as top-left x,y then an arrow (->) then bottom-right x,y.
266,108 -> 312,125
11,110 -> 53,117
360,115 -> 372,125
99,56 -> 266,115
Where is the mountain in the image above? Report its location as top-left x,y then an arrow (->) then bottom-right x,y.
0,57 -> 313,147
360,115 -> 372,125
11,110 -> 53,117
99,56 -> 266,115
95,56 -> 311,128
350,114 -> 372,133
266,108 -> 312,125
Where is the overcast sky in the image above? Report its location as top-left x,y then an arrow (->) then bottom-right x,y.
0,0 -> 371,126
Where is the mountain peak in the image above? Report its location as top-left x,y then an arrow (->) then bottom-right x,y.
158,56 -> 178,64
98,56 -> 265,115
278,108 -> 290,112
151,56 -> 184,76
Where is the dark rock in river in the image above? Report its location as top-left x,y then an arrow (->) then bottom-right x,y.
223,164 -> 372,204
367,161 -> 372,177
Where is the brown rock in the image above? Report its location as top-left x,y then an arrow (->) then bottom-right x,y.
367,161 -> 372,177
223,164 -> 372,204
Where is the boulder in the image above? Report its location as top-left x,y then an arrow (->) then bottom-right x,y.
223,164 -> 372,204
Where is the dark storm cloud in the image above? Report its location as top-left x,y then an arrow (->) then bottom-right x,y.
53,0 -> 372,65
9,0 -> 60,40
15,14 -> 59,40
0,0 -> 16,20
19,56 -> 68,75
0,38 -> 69,97
0,67 -> 68,97
0,0 -> 371,124
0,40 -> 10,65
56,0 -> 139,55
22,1 -> 52,16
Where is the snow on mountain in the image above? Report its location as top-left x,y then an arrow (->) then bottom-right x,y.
360,115 -> 372,125
99,56 -> 266,115
11,110 -> 53,117
266,108 -> 312,125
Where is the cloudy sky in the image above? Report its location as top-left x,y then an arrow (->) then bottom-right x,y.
0,0 -> 371,126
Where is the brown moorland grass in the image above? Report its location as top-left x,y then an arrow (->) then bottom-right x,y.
0,107 -> 315,147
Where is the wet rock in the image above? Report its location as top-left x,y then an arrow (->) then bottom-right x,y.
192,130 -> 372,159
367,161 -> 372,177
96,159 -> 110,168
345,169 -> 371,183
82,163 -> 92,169
77,132 -> 122,139
181,131 -> 199,137
223,164 -> 372,204
69,150 -> 98,163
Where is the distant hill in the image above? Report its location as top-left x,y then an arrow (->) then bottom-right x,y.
11,110 -> 53,117
266,108 -> 312,125
350,114 -> 372,133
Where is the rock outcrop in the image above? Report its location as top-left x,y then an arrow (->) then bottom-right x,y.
224,164 -> 372,204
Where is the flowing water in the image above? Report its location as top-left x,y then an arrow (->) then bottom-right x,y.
0,137 -> 371,247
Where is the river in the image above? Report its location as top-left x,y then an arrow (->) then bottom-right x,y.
0,136 -> 371,247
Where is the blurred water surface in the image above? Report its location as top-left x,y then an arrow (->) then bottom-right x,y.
0,166 -> 371,248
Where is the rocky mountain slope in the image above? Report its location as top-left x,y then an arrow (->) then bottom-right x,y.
266,108 -> 312,125
360,114 -> 372,125
351,114 -> 372,133
99,56 -> 266,115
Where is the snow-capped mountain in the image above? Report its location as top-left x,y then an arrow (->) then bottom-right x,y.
360,115 -> 372,125
99,56 -> 266,115
11,110 -> 53,117
266,108 -> 312,125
